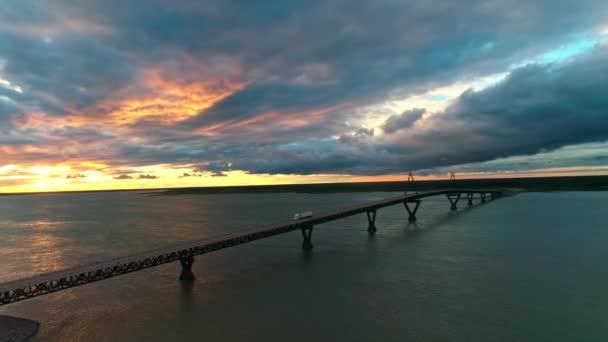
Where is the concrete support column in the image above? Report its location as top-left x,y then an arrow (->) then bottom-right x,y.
366,210 -> 377,233
403,200 -> 421,222
301,224 -> 314,250
447,193 -> 461,211
179,255 -> 195,281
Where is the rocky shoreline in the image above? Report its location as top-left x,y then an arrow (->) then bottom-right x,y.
0,315 -> 39,342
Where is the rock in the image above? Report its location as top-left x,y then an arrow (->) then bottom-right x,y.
0,315 -> 39,342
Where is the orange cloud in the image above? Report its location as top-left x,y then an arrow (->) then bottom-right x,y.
103,67 -> 245,125
14,58 -> 247,130
14,111 -> 96,131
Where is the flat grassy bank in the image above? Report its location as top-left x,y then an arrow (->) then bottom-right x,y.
161,175 -> 608,195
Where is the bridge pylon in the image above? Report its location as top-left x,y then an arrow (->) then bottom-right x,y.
405,172 -> 417,195
301,224 -> 314,250
467,193 -> 473,206
407,172 -> 415,182
403,200 -> 421,222
446,193 -> 461,211
366,210 -> 377,233
179,255 -> 196,281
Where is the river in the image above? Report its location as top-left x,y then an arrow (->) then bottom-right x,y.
1,191 -> 607,341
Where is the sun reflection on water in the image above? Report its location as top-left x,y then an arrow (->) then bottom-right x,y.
18,220 -> 71,277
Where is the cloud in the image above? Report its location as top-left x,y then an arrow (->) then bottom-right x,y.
193,161 -> 231,173
338,127 -> 375,144
403,44 -> 608,170
192,162 -> 231,177
1,0 -> 608,182
180,171 -> 204,178
4,0 -> 606,128
415,142 -> 608,176
0,30 -> 135,114
203,44 -> 608,175
137,174 -> 158,179
381,108 -> 425,133
0,169 -> 36,177
0,178 -> 33,187
66,173 -> 86,179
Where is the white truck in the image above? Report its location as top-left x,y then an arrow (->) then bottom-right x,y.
293,211 -> 313,220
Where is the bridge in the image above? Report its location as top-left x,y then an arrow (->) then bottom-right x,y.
0,188 -> 516,306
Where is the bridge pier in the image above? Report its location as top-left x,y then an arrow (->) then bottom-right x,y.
447,193 -> 461,211
403,200 -> 421,222
366,210 -> 377,233
480,193 -> 487,202
466,193 -> 473,206
301,224 -> 314,250
179,255 -> 196,281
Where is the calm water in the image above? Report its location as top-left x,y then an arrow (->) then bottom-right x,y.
1,191 -> 607,341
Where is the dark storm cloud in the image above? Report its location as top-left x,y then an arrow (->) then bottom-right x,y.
176,0 -> 608,131
0,5 -> 135,146
414,142 -> 608,176
407,44 -> 608,168
0,31 -> 134,114
381,108 -> 425,133
205,45 -> 608,175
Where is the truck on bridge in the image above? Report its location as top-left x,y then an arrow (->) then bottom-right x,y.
293,211 -> 313,220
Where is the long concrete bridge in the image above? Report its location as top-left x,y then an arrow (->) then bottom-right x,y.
0,188 -> 516,306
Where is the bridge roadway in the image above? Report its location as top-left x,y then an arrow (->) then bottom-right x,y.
0,188 -> 515,306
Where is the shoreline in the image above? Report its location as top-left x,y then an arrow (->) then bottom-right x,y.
160,175 -> 608,195
0,315 -> 40,342
0,175 -> 607,197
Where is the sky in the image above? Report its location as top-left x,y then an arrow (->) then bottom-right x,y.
1,0 -> 608,193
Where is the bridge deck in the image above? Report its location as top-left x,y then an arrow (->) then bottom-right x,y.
0,189 -> 514,305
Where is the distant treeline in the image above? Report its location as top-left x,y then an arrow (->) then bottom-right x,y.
162,175 -> 608,195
